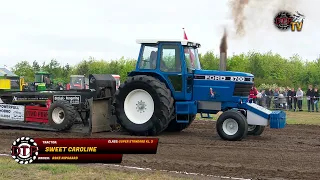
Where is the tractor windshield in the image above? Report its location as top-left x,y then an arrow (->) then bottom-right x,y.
70,77 -> 85,89
35,74 -> 50,82
184,47 -> 201,72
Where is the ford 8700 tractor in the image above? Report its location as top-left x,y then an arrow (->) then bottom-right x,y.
114,39 -> 286,141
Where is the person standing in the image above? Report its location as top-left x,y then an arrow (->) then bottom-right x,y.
56,82 -> 64,91
44,76 -> 52,89
314,87 -> 319,112
296,87 -> 304,111
306,85 -> 314,112
286,87 -> 292,110
291,88 -> 297,111
273,88 -> 280,109
249,85 -> 258,103
265,88 -> 273,109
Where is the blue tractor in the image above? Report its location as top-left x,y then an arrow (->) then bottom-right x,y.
114,39 -> 286,141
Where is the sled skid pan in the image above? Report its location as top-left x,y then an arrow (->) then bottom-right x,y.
87,97 -> 116,135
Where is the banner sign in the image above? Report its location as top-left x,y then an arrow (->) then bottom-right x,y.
10,137 -> 159,164
35,138 -> 159,154
53,95 -> 81,104
0,104 -> 25,121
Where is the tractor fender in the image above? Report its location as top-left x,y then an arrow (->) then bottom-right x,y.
128,71 -> 174,94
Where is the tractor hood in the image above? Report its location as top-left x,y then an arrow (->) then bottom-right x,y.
193,70 -> 254,82
192,69 -> 254,103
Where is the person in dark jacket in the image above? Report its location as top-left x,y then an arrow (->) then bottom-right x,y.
286,87 -> 292,110
23,83 -> 31,91
56,82 -> 64,91
273,88 -> 280,108
306,85 -> 314,112
291,88 -> 297,111
314,87 -> 319,112
265,88 -> 273,109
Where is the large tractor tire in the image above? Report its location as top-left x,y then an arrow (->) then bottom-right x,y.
165,113 -> 196,132
48,100 -> 77,131
216,109 -> 248,141
247,125 -> 265,136
114,75 -> 174,136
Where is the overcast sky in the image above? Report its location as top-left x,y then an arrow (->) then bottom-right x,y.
0,0 -> 317,69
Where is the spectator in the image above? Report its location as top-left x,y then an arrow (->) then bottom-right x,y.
291,88 -> 297,111
249,85 -> 258,103
296,87 -> 303,111
23,83 -> 31,91
265,88 -> 273,109
280,90 -> 287,109
286,87 -> 292,110
44,77 -> 51,89
306,85 -> 314,112
314,87 -> 319,112
56,82 -> 64,91
257,90 -> 266,107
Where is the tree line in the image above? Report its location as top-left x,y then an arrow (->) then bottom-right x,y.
11,51 -> 320,90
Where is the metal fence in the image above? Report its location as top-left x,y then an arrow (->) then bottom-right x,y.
251,95 -> 319,112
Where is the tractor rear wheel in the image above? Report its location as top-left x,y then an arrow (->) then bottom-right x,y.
247,125 -> 265,136
216,109 -> 248,141
114,75 -> 174,136
48,100 -> 76,131
165,114 -> 196,132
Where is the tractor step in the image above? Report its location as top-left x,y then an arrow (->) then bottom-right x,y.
200,112 -> 213,119
175,101 -> 197,115
176,120 -> 189,123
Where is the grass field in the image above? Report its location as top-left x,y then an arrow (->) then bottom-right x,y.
0,157 -> 190,180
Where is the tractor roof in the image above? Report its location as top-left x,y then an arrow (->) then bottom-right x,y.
35,71 -> 50,74
70,75 -> 85,77
0,68 -> 18,77
136,39 -> 201,47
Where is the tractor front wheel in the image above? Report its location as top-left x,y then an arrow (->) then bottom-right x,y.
216,110 -> 248,141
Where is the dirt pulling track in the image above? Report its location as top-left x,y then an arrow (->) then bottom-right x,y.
0,120 -> 320,180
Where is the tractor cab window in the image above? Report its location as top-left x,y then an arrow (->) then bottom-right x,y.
35,74 -> 50,82
139,45 -> 158,69
160,44 -> 182,72
184,47 -> 201,72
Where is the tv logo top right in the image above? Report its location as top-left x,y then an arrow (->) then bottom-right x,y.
274,11 -> 305,32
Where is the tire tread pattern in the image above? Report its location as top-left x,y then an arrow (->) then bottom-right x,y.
48,100 -> 76,131
114,75 -> 174,136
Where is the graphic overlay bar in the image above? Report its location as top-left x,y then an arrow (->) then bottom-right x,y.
34,138 -> 159,154
33,154 -> 122,163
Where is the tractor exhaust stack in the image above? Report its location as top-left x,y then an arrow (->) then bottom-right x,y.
219,28 -> 227,71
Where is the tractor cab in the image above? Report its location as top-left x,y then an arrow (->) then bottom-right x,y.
133,39 -> 202,101
68,75 -> 87,90
34,71 -> 52,91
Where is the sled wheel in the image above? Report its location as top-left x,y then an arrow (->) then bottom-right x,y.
114,75 -> 174,136
247,125 -> 265,136
48,100 -> 76,131
216,109 -> 248,141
